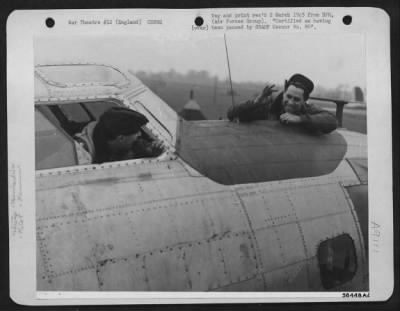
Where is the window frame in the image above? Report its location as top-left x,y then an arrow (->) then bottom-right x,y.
35,98 -> 170,174
35,107 -> 79,170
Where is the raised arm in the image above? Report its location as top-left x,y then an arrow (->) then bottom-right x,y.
227,84 -> 277,122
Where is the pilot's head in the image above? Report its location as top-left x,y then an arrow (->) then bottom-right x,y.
282,74 -> 314,114
93,107 -> 148,162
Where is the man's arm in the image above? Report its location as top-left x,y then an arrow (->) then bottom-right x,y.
227,85 -> 276,122
300,104 -> 338,134
227,99 -> 266,122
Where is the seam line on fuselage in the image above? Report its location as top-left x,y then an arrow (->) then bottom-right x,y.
37,189 -> 234,223
339,184 -> 367,288
233,192 -> 267,290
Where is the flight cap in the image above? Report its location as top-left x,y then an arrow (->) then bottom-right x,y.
287,74 -> 314,95
99,107 -> 149,137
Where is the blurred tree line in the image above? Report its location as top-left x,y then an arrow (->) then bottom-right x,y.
135,69 -> 365,103
132,69 -> 366,133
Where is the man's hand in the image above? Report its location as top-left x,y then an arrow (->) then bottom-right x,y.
148,140 -> 164,156
254,84 -> 277,104
280,112 -> 302,124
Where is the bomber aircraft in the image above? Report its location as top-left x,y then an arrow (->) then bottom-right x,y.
35,63 -> 368,292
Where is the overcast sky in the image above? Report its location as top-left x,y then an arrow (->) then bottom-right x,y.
35,33 -> 365,89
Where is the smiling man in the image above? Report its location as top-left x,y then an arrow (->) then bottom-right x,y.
227,74 -> 337,134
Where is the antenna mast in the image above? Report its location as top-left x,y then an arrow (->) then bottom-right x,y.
224,33 -> 235,108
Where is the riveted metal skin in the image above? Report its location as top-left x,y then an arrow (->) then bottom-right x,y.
35,64 -> 368,291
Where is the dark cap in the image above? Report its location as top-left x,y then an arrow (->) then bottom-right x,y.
98,107 -> 149,138
287,74 -> 314,95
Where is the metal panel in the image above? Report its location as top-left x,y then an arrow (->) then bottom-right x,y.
178,120 -> 349,185
300,210 -> 366,291
216,232 -> 259,285
37,218 -> 93,278
264,260 -> 309,291
181,232 -> 258,291
145,247 -> 191,291
99,256 -> 148,291
37,160 -> 258,290
301,212 -> 358,259
347,158 -> 368,183
183,237 -> 226,290
339,130 -> 368,158
289,183 -> 351,221
255,223 -> 307,275
307,257 -> 323,290
238,175 -> 366,291
214,276 -> 265,292
240,191 -> 298,230
49,268 -> 99,291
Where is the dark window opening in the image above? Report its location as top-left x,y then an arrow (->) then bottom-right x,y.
317,234 -> 357,289
46,101 -> 119,137
83,101 -> 117,120
35,101 -> 165,169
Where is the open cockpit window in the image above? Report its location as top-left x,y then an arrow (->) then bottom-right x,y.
44,101 -> 117,137
35,100 -> 165,170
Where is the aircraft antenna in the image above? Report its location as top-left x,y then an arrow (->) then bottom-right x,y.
224,33 -> 235,108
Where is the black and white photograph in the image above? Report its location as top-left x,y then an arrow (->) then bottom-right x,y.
34,32 -> 368,292
7,8 -> 393,304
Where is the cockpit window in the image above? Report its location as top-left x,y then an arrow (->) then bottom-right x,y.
47,101 -> 119,137
59,104 -> 91,124
83,101 -> 118,119
317,234 -> 357,289
35,109 -> 78,170
35,101 -> 165,170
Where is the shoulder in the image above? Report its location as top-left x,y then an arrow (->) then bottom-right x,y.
75,121 -> 98,156
303,102 -> 324,113
76,121 -> 97,137
269,92 -> 284,115
272,91 -> 284,103
86,121 -> 98,134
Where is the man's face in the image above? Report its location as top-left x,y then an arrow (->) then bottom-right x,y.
282,85 -> 306,114
108,131 -> 141,153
